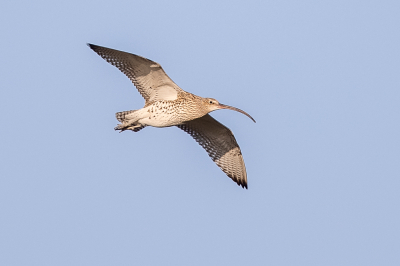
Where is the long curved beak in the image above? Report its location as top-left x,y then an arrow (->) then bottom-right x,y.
218,104 -> 256,123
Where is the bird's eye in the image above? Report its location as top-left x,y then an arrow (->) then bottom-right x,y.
209,100 -> 213,104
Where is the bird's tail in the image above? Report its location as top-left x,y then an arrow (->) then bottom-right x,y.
116,110 -> 136,122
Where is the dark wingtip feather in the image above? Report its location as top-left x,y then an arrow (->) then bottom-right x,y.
236,179 -> 248,189
231,174 -> 248,189
87,43 -> 98,50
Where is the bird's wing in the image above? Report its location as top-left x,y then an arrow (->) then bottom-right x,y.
176,114 -> 248,189
88,44 -> 184,103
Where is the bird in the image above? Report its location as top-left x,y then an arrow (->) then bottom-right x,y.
88,43 -> 255,189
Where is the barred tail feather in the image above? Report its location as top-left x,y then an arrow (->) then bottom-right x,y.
116,110 -> 136,122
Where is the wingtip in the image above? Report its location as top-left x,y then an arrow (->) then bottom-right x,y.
86,43 -> 97,50
237,180 -> 248,189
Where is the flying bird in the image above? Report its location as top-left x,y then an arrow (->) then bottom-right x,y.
88,44 -> 255,189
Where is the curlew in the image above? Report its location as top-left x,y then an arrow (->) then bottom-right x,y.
88,44 -> 255,189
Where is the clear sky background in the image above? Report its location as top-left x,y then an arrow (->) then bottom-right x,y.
1,0 -> 399,265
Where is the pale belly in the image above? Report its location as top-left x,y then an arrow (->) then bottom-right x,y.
134,104 -> 190,127
139,112 -> 182,127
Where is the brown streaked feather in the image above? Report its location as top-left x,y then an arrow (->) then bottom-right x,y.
177,114 -> 248,189
87,44 -> 184,103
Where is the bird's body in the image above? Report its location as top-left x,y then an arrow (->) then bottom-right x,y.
88,43 -> 255,189
116,91 -> 212,130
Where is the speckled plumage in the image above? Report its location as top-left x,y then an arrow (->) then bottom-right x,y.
88,43 -> 255,189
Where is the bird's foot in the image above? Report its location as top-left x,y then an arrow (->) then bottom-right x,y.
114,123 -> 129,133
114,123 -> 144,133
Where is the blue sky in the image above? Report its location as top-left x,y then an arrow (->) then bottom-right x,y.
1,0 -> 399,265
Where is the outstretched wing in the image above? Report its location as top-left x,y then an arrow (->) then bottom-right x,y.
177,114 -> 248,189
88,43 -> 184,103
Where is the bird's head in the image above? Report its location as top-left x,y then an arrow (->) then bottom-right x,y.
203,98 -> 256,123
